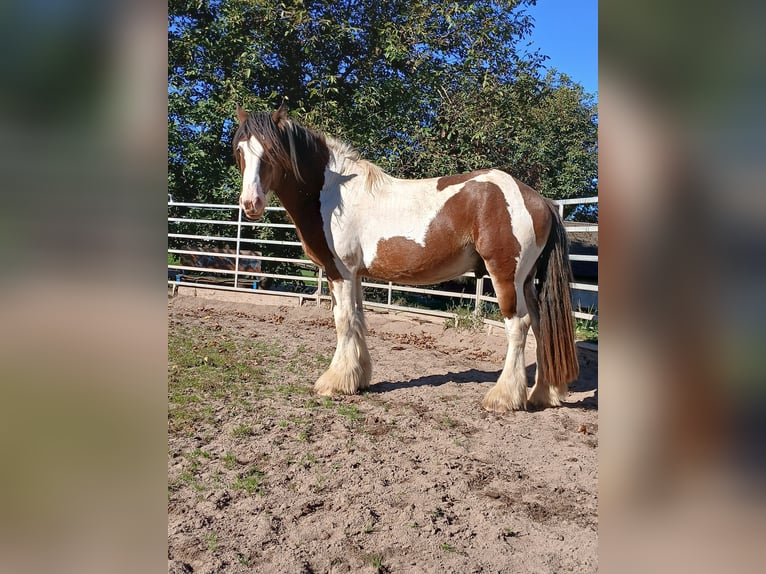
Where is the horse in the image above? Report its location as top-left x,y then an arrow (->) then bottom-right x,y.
233,105 -> 579,412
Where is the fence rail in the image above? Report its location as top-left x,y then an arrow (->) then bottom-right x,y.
168,197 -> 598,325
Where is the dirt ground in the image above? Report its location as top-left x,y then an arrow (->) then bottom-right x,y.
168,292 -> 598,573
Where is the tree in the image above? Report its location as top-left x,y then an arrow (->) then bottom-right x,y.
169,0 -> 596,206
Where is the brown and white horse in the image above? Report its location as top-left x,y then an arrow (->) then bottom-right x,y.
233,105 -> 579,411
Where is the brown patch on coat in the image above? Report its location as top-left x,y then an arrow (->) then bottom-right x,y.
435,169 -> 490,191
234,147 -> 244,173
364,181 -> 522,317
514,177 -> 552,247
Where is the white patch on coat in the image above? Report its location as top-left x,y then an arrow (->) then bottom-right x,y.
238,137 -> 267,210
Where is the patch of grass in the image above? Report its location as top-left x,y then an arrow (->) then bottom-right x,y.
276,382 -> 312,397
222,451 -> 238,470
444,302 -> 484,331
440,542 -> 457,553
304,398 -> 320,410
176,469 -> 197,489
575,313 -> 598,343
168,327 -> 286,435
251,339 -> 285,358
187,448 -> 211,464
313,472 -> 328,493
315,353 -> 332,370
441,416 -> 458,429
366,554 -> 388,573
337,404 -> 361,421
173,449 -> 212,493
477,301 -> 504,322
231,424 -> 254,438
232,466 -> 265,495
205,532 -> 218,552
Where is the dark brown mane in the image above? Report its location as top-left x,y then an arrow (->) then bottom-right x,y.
233,112 -> 327,183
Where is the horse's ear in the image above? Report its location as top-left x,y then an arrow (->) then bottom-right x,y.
236,104 -> 248,125
272,101 -> 288,126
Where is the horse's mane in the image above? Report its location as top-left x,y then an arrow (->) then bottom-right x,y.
324,136 -> 388,193
234,113 -> 324,183
234,112 -> 388,192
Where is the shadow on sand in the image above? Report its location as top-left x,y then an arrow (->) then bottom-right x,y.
370,347 -> 598,410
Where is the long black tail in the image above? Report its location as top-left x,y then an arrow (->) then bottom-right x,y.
535,200 -> 579,394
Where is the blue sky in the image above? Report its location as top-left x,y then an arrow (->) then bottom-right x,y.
526,0 -> 598,97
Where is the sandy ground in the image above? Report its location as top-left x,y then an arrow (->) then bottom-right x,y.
168,293 -> 598,573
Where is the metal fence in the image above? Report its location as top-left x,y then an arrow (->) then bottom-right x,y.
168,196 -> 598,326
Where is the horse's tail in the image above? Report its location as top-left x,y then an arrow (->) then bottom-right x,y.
534,200 -> 580,396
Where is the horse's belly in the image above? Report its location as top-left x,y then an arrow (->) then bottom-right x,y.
361,240 -> 478,285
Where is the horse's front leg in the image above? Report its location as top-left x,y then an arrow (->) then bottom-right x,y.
315,277 -> 372,395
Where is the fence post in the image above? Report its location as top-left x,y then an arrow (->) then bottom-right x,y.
234,206 -> 243,289
474,275 -> 484,315
387,282 -> 393,306
558,202 -> 564,220
315,267 -> 323,305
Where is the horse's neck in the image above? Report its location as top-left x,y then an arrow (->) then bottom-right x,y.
275,170 -> 324,223
273,164 -> 342,278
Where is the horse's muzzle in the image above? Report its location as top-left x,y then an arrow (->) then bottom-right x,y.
240,197 -> 264,220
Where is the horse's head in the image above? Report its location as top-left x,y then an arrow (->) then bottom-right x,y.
233,104 -> 291,220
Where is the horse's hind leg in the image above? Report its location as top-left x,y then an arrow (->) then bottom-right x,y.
481,277 -> 531,413
315,277 -> 372,395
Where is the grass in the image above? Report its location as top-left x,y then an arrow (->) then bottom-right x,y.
168,328 -> 274,434
205,532 -> 218,552
443,299 -> 599,343
444,302 -> 484,331
313,472 -> 328,493
231,424 -> 254,438
365,554 -> 388,573
440,542 -> 457,553
168,323 -> 331,437
222,451 -> 238,470
575,314 -> 598,343
170,448 -> 213,494
321,396 -> 335,408
232,466 -> 266,495
441,416 -> 458,429
337,404 -> 361,421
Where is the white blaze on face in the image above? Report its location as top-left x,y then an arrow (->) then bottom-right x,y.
238,137 -> 268,219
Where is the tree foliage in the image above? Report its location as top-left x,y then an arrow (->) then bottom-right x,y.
169,0 -> 597,205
